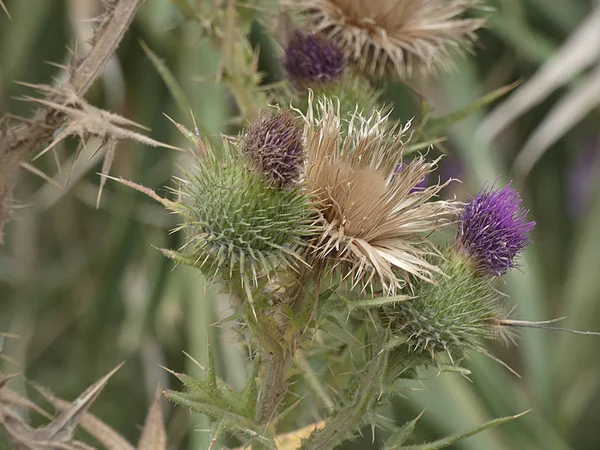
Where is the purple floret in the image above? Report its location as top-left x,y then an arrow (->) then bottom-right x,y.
282,30 -> 346,85
243,110 -> 305,188
457,183 -> 536,275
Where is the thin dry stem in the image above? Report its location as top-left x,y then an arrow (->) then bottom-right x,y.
0,0 -> 145,243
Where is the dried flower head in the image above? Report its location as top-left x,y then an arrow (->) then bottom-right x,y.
283,29 -> 346,86
303,95 -> 458,293
287,0 -> 485,78
242,110 -> 305,188
457,183 -> 536,276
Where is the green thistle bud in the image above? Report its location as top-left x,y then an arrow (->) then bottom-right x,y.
385,250 -> 509,362
174,139 -> 316,287
242,110 -> 305,188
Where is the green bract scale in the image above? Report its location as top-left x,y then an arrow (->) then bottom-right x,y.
175,142 -> 316,285
282,75 -> 385,130
385,249 -> 508,362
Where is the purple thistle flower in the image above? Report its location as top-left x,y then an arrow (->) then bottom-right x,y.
282,30 -> 346,86
242,110 -> 305,188
457,183 -> 536,276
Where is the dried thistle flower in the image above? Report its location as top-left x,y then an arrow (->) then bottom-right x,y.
287,0 -> 485,78
303,95 -> 459,293
282,29 -> 346,86
457,183 -> 536,276
242,110 -> 305,188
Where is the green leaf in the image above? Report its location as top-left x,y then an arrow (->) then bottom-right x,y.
423,81 -> 520,139
340,295 -> 413,310
383,335 -> 408,352
139,40 -> 193,118
399,411 -> 530,450
164,390 -> 263,436
436,364 -> 471,376
384,411 -> 424,449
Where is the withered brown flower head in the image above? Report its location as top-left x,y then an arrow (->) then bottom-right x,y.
303,95 -> 459,294
287,0 -> 485,79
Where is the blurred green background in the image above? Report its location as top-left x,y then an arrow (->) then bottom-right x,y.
1,0 -> 600,448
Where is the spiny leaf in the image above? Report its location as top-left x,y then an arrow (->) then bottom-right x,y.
164,390 -> 262,435
384,411 -> 424,449
399,411 -> 530,450
341,295 -> 413,311
137,388 -> 166,450
140,40 -> 193,118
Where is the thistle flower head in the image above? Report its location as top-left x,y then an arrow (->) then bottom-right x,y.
287,0 -> 485,79
303,95 -> 459,294
174,139 -> 315,285
242,110 -> 305,188
384,251 -> 511,362
283,29 -> 346,86
457,183 -> 536,276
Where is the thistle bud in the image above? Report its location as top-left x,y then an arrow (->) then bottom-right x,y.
385,251 -> 508,362
243,110 -> 305,188
282,29 -> 346,87
174,139 -> 315,286
456,183 -> 536,276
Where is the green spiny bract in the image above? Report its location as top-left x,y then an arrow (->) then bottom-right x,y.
276,74 -> 386,127
174,140 -> 317,287
384,249 -> 508,363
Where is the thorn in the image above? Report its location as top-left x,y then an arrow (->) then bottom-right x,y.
158,365 -> 184,379
0,0 -> 12,21
101,175 -> 179,210
182,350 -> 207,372
19,162 -> 63,189
478,348 -> 521,378
499,318 -> 600,336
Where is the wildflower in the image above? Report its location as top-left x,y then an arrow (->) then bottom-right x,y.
242,110 -> 305,188
385,252 -> 510,362
304,95 -> 458,294
287,0 -> 485,78
457,183 -> 536,276
282,29 -> 346,86
175,137 -> 315,286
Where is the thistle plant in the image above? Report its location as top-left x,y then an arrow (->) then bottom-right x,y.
5,1 -> 600,449
110,2 -> 560,449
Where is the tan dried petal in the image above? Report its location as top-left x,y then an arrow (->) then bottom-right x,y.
287,0 -> 486,78
303,95 -> 459,293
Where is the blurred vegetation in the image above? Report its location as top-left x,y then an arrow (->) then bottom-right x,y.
1,0 -> 600,449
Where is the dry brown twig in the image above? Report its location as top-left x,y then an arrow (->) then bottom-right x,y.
0,364 -> 168,450
0,0 -> 151,243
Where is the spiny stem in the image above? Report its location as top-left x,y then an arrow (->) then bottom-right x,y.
257,347 -> 291,426
301,335 -> 389,450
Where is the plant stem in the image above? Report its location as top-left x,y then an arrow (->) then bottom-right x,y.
301,337 -> 389,450
257,346 -> 290,425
